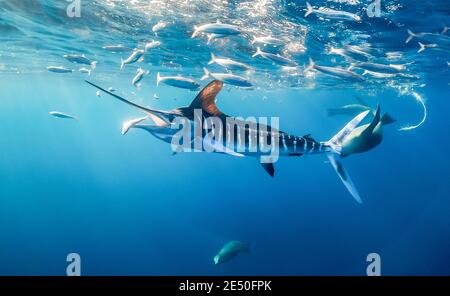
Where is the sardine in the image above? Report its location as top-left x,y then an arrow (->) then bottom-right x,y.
252,36 -> 284,46
63,54 -> 97,69
305,2 -> 361,22
152,22 -> 167,35
102,45 -> 133,52
201,68 -> 252,88
208,53 -> 252,71
49,111 -> 77,120
144,40 -> 161,52
132,67 -> 150,87
192,21 -> 240,38
47,66 -> 73,73
252,47 -> 296,67
120,49 -> 145,70
156,73 -> 200,90
306,58 -> 364,82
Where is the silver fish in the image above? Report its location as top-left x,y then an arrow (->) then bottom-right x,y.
63,54 -> 97,69
102,45 -> 133,52
351,62 -> 408,73
362,70 -> 419,80
329,46 -> 371,62
406,27 -> 450,44
417,42 -> 438,53
120,49 -> 145,70
306,58 -> 364,82
152,22 -> 167,35
132,67 -> 149,87
156,72 -> 200,90
47,66 -> 73,73
79,67 -> 91,75
208,53 -> 252,71
49,111 -> 77,120
251,36 -> 284,46
201,68 -> 252,88
144,40 -> 161,52
252,47 -> 296,67
305,2 -> 361,22
192,21 -> 240,38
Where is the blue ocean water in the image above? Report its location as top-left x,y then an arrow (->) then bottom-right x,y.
0,0 -> 449,275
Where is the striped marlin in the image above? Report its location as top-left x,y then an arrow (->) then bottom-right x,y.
85,80 -> 370,203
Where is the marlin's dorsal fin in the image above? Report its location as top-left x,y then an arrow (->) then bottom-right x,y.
189,80 -> 224,116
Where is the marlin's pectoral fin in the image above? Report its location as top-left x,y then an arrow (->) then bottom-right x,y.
261,162 -> 275,177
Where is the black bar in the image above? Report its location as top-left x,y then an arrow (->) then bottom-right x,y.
0,276 -> 450,292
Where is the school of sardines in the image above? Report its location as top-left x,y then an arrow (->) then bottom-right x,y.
47,2 -> 449,90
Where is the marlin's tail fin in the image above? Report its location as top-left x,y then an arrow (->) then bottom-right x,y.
324,110 -> 370,203
406,29 -> 416,43
305,2 -> 314,17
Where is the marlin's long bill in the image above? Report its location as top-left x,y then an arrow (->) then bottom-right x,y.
85,80 -> 171,124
